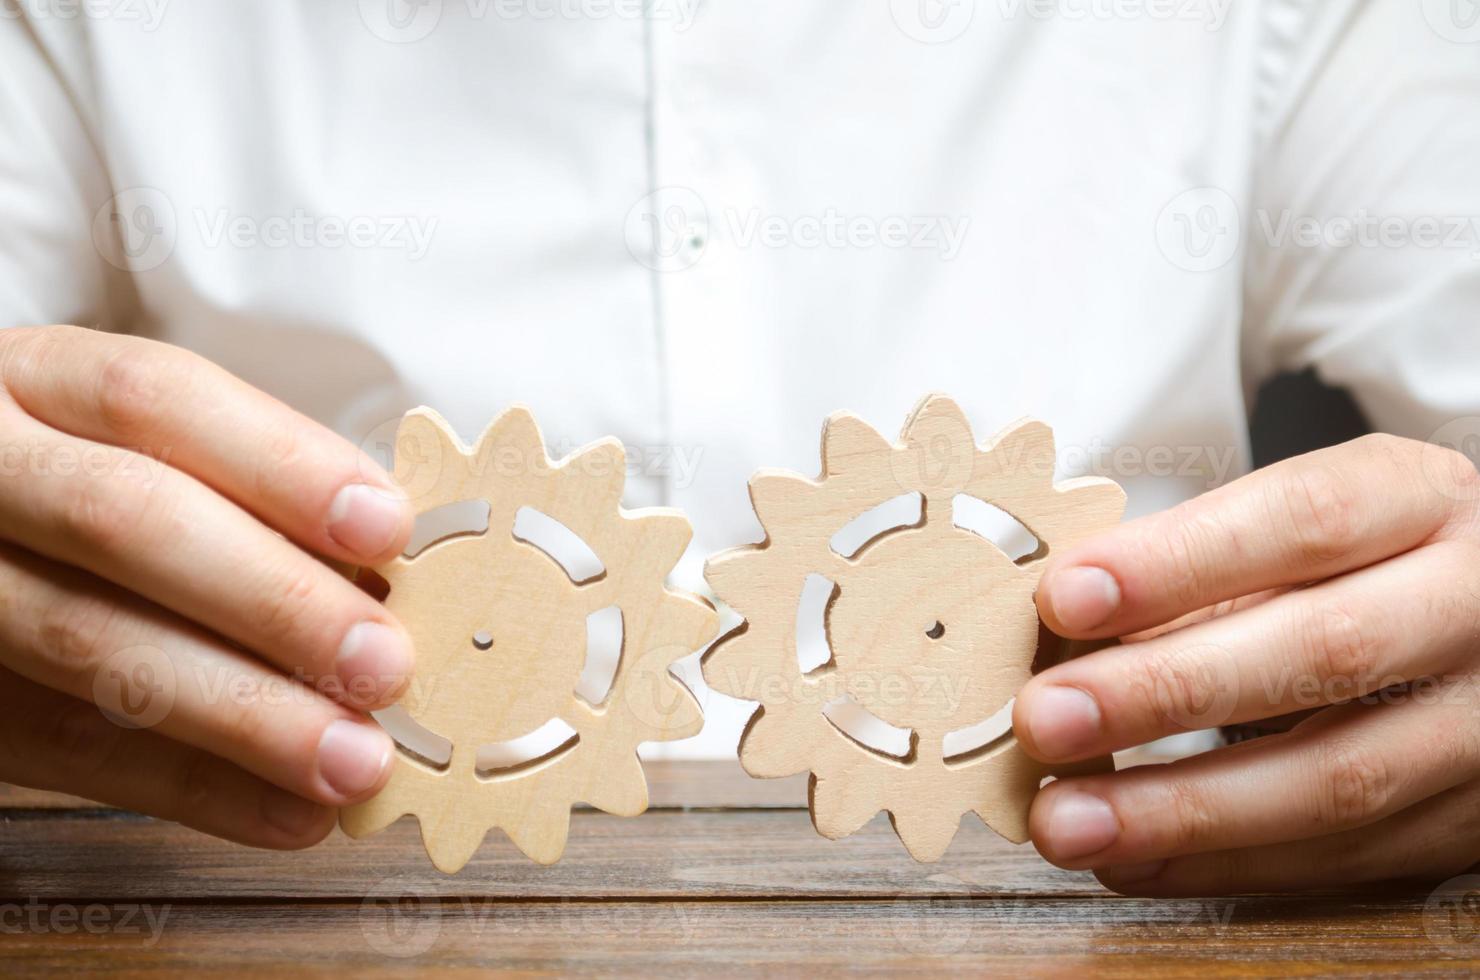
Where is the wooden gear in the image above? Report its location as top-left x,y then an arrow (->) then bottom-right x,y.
702,395 -> 1125,861
341,406 -> 717,871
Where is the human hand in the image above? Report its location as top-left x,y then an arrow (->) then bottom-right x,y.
0,326 -> 415,848
1015,433 -> 1480,894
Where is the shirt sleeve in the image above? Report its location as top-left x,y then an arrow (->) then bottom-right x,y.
0,15 -> 129,331
1242,0 -> 1480,440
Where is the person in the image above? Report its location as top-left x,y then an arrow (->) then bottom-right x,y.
0,0 -> 1477,895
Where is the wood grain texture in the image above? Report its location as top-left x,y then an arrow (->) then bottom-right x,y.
704,396 -> 1126,860
339,406 -> 717,871
1,764 -> 1476,975
0,810 -> 1102,901
2,898 -> 1472,977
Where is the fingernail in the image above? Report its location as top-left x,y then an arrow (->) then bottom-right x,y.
1027,685 -> 1102,759
336,621 -> 414,706
1048,566 -> 1120,632
327,483 -> 408,560
261,789 -> 328,837
1099,860 -> 1166,885
316,719 -> 393,800
1043,789 -> 1120,860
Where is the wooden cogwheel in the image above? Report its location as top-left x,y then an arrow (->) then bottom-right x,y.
340,406 -> 718,871
702,394 -> 1126,861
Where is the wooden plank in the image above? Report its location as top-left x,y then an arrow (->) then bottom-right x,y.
0,809 -> 1112,900
0,898 -> 1470,977
0,759 -> 807,811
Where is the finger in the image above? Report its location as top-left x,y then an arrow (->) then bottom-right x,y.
0,668 -> 336,850
0,325 -> 412,564
1029,687 -> 1480,870
1119,587 -> 1289,643
1016,539 -> 1480,762
0,407 -> 413,708
0,543 -> 394,805
1035,435 -> 1472,639
1095,777 -> 1480,896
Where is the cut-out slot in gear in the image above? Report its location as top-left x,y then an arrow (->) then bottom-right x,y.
341,406 -> 718,871
702,394 -> 1125,862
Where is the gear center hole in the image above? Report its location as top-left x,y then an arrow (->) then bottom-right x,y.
925,620 -> 945,640
472,631 -> 494,651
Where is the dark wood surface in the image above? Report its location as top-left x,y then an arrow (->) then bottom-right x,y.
1,761 -> 1476,976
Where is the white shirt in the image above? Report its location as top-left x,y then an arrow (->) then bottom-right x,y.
3,0 -> 1478,756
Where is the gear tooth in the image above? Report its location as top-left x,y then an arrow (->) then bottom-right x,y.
809,776 -> 880,839
977,418 -> 1057,487
477,404 -> 548,469
900,394 -> 975,448
737,707 -> 812,778
701,628 -> 785,700
643,591 -> 719,655
965,739 -> 1054,844
747,471 -> 816,536
563,437 -> 627,501
654,676 -> 706,739
610,640 -> 705,739
505,804 -> 573,865
624,508 -> 695,570
663,680 -> 707,740
703,547 -> 776,612
392,408 -> 471,507
887,804 -> 964,862
897,395 -> 977,496
424,816 -> 491,873
339,791 -> 408,840
583,752 -> 649,816
821,412 -> 893,477
340,752 -> 436,839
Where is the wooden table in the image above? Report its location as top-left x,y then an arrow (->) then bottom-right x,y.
1,761 -> 1475,976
